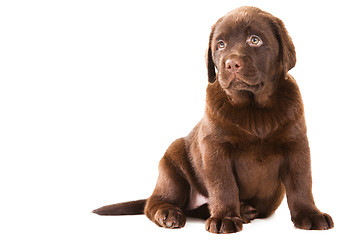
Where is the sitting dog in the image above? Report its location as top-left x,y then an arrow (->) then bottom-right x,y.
93,6 -> 334,233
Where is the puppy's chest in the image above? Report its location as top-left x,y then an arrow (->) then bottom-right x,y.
231,141 -> 283,198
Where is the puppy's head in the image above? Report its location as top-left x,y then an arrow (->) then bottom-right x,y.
206,7 -> 296,101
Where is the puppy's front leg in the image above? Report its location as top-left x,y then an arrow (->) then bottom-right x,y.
201,141 -> 242,234
282,134 -> 334,230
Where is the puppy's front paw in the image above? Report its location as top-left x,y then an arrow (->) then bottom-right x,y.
205,217 -> 243,234
154,208 -> 186,229
292,211 -> 334,230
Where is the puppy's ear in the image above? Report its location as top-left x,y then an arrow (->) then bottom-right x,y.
206,25 -> 216,83
273,18 -> 296,75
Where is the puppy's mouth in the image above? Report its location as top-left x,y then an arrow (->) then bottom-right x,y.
226,76 -> 264,92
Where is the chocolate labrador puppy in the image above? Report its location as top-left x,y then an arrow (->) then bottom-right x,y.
93,6 -> 334,233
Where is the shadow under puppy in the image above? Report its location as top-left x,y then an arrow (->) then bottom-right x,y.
93,6 -> 334,233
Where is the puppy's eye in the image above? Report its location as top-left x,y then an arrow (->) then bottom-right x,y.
217,40 -> 226,49
248,35 -> 263,47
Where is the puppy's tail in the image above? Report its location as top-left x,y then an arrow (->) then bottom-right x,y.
92,199 -> 146,216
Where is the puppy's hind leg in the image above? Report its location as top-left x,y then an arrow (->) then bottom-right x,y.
145,138 -> 190,229
240,202 -> 258,223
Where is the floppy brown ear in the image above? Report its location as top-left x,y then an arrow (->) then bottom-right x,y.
206,26 -> 216,83
273,18 -> 296,75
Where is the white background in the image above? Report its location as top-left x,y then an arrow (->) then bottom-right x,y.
1,0 -> 359,239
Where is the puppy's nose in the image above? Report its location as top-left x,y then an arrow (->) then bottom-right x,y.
225,58 -> 243,73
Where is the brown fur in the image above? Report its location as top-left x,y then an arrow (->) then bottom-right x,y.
93,6 -> 334,233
